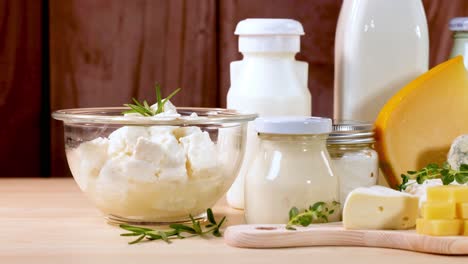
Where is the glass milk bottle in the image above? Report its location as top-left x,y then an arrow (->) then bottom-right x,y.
449,17 -> 468,68
226,19 -> 312,209
334,0 -> 429,122
244,117 -> 338,224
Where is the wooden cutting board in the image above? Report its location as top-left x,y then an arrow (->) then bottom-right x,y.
224,222 -> 468,255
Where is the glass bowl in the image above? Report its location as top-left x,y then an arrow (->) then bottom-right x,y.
52,107 -> 256,225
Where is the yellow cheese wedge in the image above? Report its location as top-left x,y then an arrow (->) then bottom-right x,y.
458,203 -> 468,219
422,201 -> 456,220
427,185 -> 468,203
375,56 -> 468,188
416,218 -> 462,236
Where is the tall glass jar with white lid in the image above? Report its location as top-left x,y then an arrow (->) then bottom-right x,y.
327,121 -> 378,206
244,117 -> 339,224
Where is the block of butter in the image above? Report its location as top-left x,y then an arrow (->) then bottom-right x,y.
427,185 -> 468,203
458,203 -> 468,219
465,220 -> 468,235
417,185 -> 468,236
416,219 -> 463,236
421,202 -> 456,220
343,186 -> 419,230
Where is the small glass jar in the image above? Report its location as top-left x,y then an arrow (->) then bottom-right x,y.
327,121 -> 378,206
449,17 -> 468,68
244,117 -> 339,224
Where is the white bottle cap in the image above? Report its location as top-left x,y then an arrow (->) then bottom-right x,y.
255,117 -> 332,135
449,17 -> 468,31
235,19 -> 304,53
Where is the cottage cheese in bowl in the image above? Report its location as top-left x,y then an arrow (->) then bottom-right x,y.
54,104 -> 255,224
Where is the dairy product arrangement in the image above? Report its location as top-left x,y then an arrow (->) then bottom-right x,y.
49,8 -> 468,253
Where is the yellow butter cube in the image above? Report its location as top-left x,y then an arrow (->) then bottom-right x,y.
464,220 -> 468,236
422,202 -> 456,219
427,186 -> 468,203
416,218 -> 462,236
457,203 -> 468,219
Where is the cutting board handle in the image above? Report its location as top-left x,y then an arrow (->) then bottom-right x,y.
224,223 -> 468,255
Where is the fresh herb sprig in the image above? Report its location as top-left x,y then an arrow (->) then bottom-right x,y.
286,201 -> 340,230
397,162 -> 468,191
123,83 -> 181,116
119,208 -> 226,245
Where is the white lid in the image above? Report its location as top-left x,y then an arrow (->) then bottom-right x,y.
235,19 -> 304,35
449,17 -> 468,31
235,19 -> 304,53
255,117 -> 332,135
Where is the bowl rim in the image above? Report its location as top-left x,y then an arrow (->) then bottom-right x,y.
52,107 -> 257,125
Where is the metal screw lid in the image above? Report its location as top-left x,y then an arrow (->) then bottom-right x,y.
327,120 -> 375,144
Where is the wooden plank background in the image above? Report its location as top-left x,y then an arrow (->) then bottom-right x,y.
0,0 -> 467,177
0,0 -> 43,176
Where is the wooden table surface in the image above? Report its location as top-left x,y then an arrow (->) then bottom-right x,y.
1,178 -> 467,264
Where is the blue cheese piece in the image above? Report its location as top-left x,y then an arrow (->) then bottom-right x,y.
448,135 -> 468,170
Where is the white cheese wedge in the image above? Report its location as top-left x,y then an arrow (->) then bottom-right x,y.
448,135 -> 468,170
343,186 -> 419,230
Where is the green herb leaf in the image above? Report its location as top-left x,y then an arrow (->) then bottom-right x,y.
122,83 -> 181,116
397,162 -> 468,189
157,231 -> 171,244
207,208 -> 217,225
129,234 -> 146,245
120,233 -> 141,237
288,207 -> 300,220
189,215 -> 202,235
311,201 -> 325,211
120,208 -> 226,245
286,201 -> 340,230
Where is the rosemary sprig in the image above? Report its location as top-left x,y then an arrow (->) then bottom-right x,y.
120,208 -> 226,244
123,83 -> 181,116
286,201 -> 340,230
397,162 -> 468,191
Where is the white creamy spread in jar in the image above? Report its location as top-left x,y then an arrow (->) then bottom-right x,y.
66,102 -> 224,221
333,151 -> 379,206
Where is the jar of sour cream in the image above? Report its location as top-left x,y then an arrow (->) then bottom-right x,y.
244,117 -> 339,224
327,121 -> 378,206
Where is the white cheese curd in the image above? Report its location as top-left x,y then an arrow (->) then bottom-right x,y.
151,101 -> 181,118
448,135 -> 468,170
66,106 -> 225,221
180,131 -> 218,179
107,126 -> 149,157
67,137 -> 109,191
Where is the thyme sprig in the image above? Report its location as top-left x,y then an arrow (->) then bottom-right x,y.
123,83 -> 181,116
397,162 -> 468,191
286,201 -> 340,230
120,208 -> 226,244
